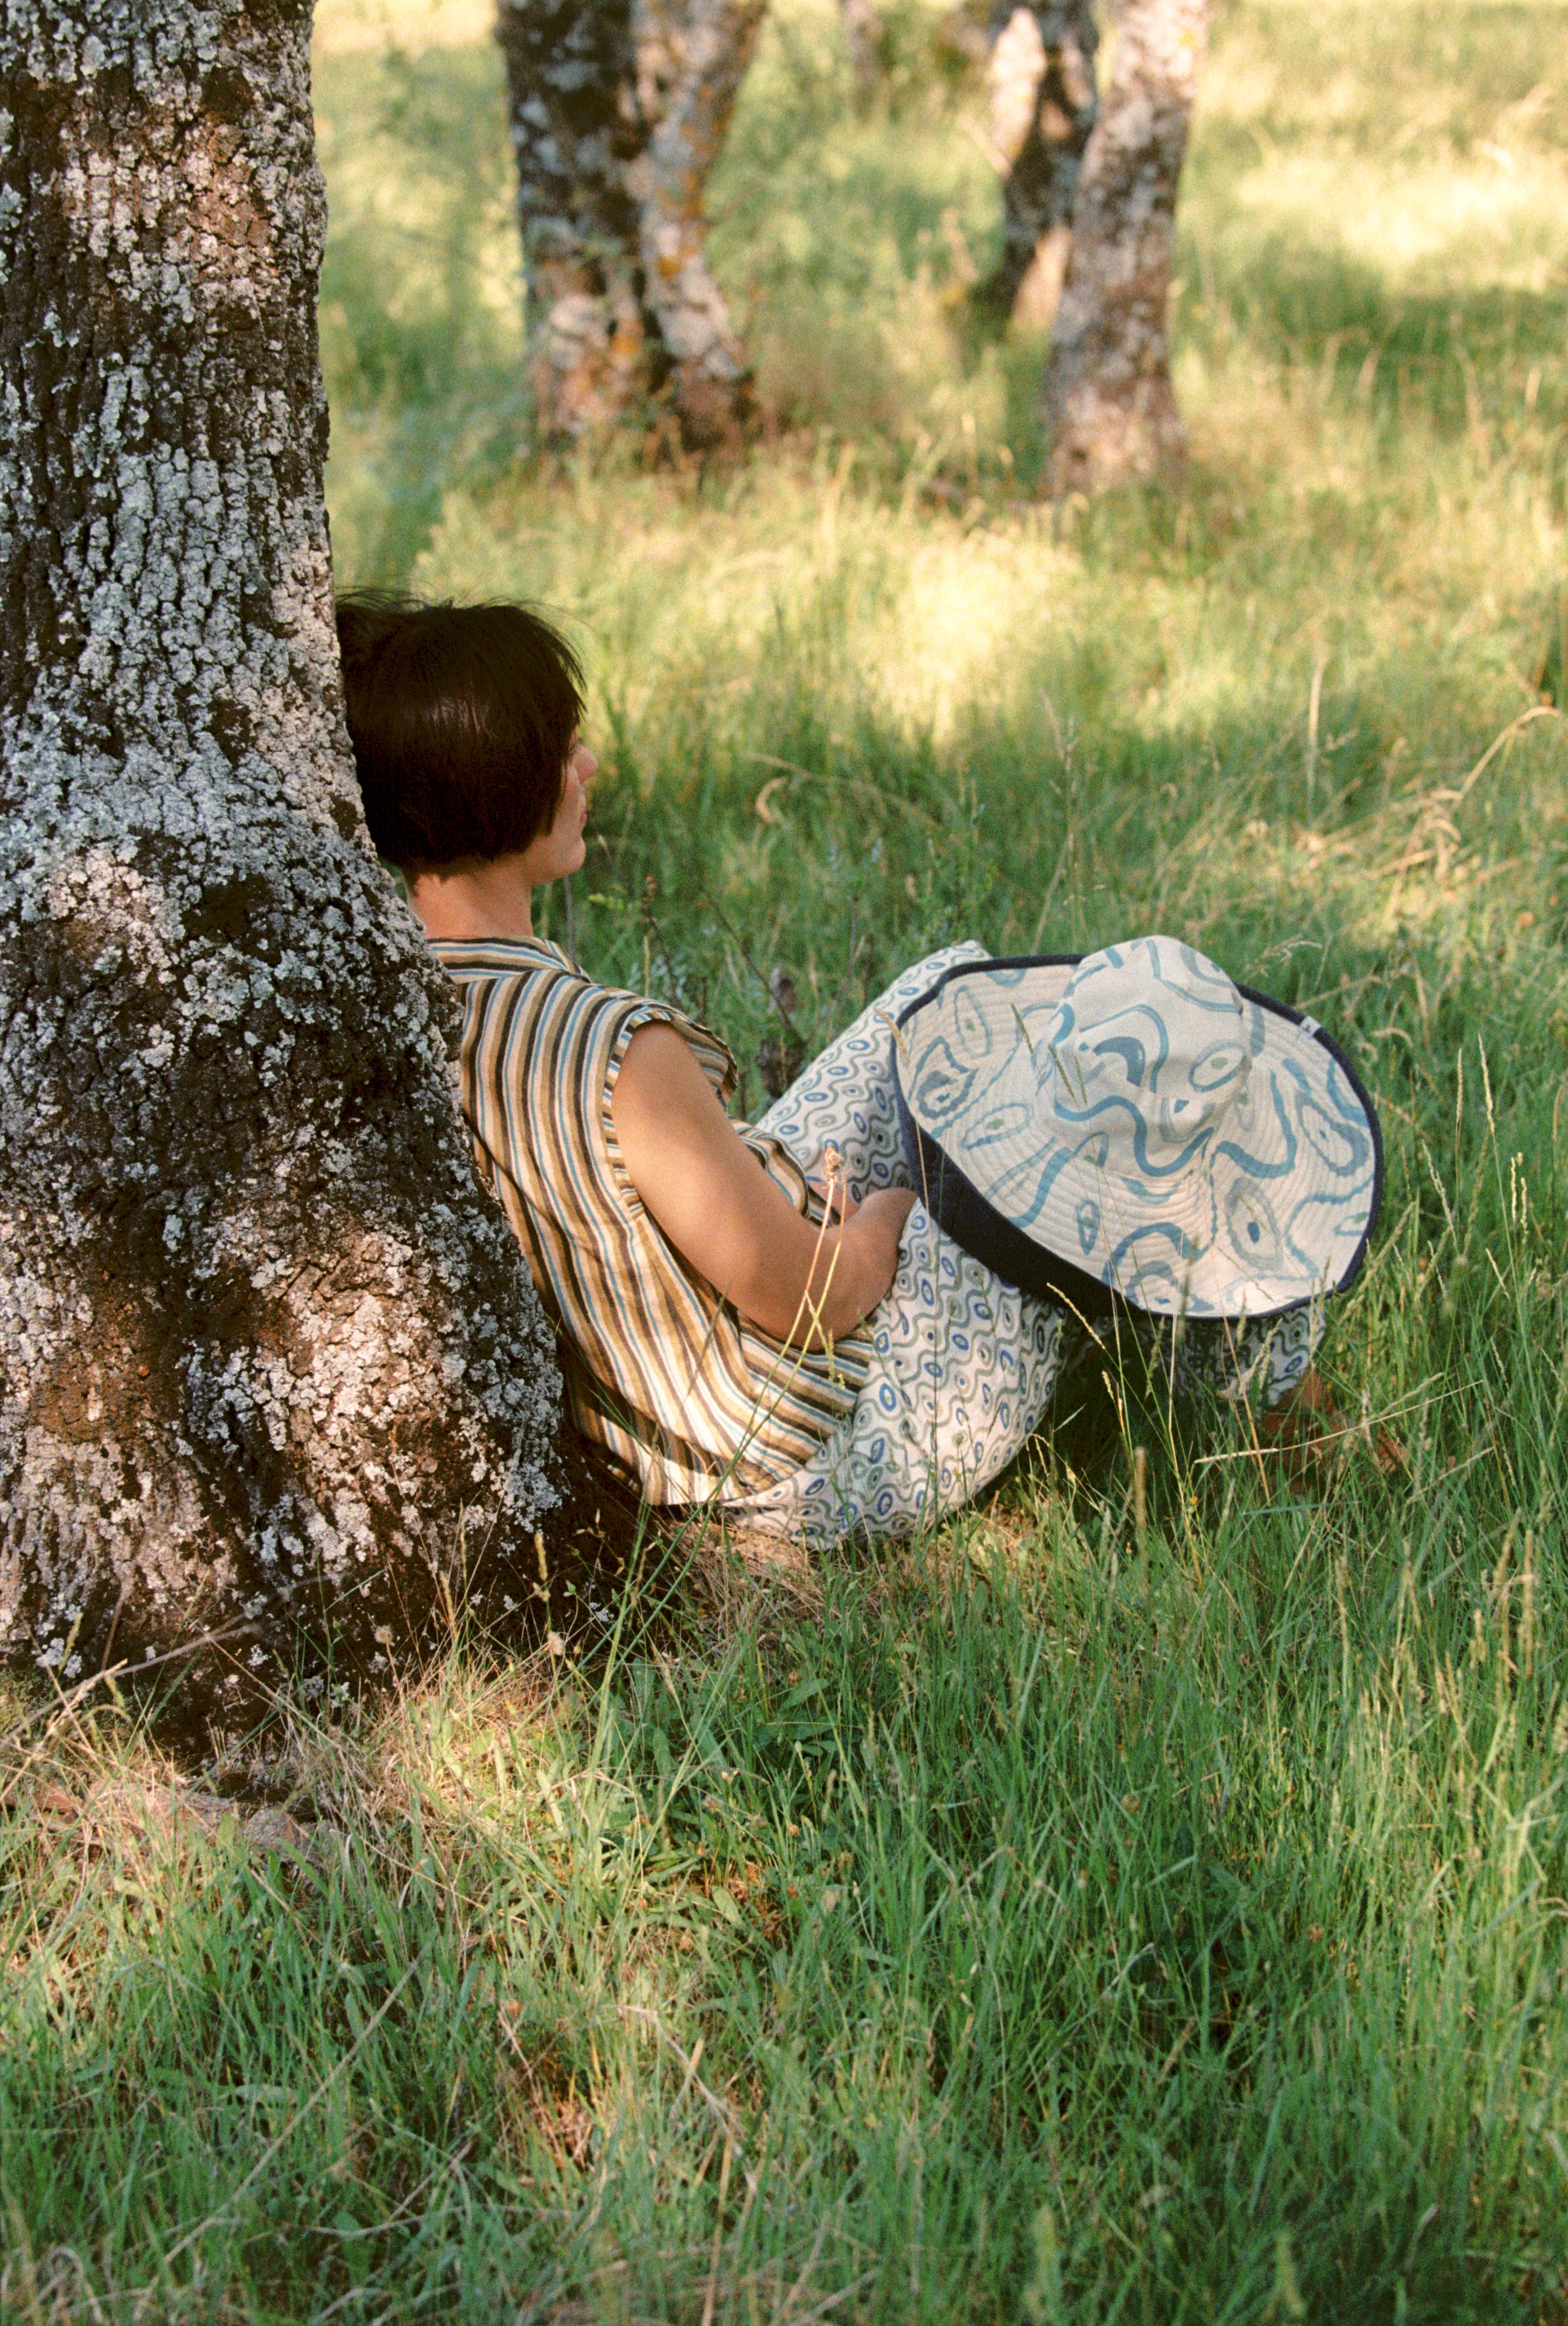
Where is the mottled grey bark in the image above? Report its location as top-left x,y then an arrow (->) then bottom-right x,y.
0,0 -> 564,1717
497,0 -> 765,451
977,1 -> 1097,328
1041,0 -> 1208,493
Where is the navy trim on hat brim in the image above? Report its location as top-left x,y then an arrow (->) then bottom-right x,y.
892,952 -> 1386,1323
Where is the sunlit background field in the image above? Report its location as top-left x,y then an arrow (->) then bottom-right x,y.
2,3 -> 1567,2319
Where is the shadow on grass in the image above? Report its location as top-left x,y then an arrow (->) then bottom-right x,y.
1183,234 -> 1568,437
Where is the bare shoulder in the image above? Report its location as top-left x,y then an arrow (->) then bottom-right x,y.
617,1018 -> 699,1079
611,1020 -> 716,1130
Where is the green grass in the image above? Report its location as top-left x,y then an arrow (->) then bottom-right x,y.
4,0 -> 1568,2316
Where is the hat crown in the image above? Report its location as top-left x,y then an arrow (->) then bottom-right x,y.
894,932 -> 1382,1319
1043,938 -> 1254,1161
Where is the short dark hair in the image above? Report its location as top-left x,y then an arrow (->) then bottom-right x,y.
335,593 -> 585,871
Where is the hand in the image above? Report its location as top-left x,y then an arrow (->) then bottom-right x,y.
834,1187 -> 916,1306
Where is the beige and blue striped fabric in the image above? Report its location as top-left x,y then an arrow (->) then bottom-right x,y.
432,937 -> 870,1503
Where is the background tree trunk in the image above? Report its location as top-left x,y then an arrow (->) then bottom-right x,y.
497,0 -> 765,451
839,0 -> 882,100
976,2 -> 1098,330
1040,0 -> 1208,493
0,0 -> 565,1723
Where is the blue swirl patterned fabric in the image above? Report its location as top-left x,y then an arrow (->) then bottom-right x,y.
895,936 -> 1382,1320
726,947 -> 1328,1548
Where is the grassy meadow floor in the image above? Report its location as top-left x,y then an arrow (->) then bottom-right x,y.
4,0 -> 1568,2317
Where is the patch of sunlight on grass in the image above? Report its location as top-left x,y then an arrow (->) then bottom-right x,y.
415,471 -> 1073,745
411,291 -> 1565,779
1202,0 -> 1568,136
1231,154 -> 1568,295
314,0 -> 494,57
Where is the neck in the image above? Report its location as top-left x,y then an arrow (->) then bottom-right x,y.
406,855 -> 537,942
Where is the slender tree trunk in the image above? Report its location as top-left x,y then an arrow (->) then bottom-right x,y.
634,0 -> 767,447
497,0 -> 765,452
0,0 -> 564,1720
839,0 -> 882,99
977,2 -> 1097,329
1040,0 -> 1208,494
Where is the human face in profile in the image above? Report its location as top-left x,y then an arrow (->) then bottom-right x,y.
519,737 -> 596,888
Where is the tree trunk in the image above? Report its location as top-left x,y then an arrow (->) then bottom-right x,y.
839,0 -> 882,100
497,0 -> 765,452
977,3 -> 1098,330
1040,0 -> 1208,494
0,0 -> 566,1722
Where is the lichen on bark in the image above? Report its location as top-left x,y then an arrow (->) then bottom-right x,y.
496,0 -> 764,451
0,0 -> 566,1720
1040,0 -> 1208,494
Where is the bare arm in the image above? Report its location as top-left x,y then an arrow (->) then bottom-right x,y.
610,1023 -> 914,1346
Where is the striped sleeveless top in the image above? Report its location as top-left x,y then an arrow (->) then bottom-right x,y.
433,937 -> 871,1503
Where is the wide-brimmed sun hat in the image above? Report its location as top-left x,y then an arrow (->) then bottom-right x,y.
892,935 -> 1383,1320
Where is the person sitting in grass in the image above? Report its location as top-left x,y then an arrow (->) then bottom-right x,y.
335,593 -> 1384,1544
